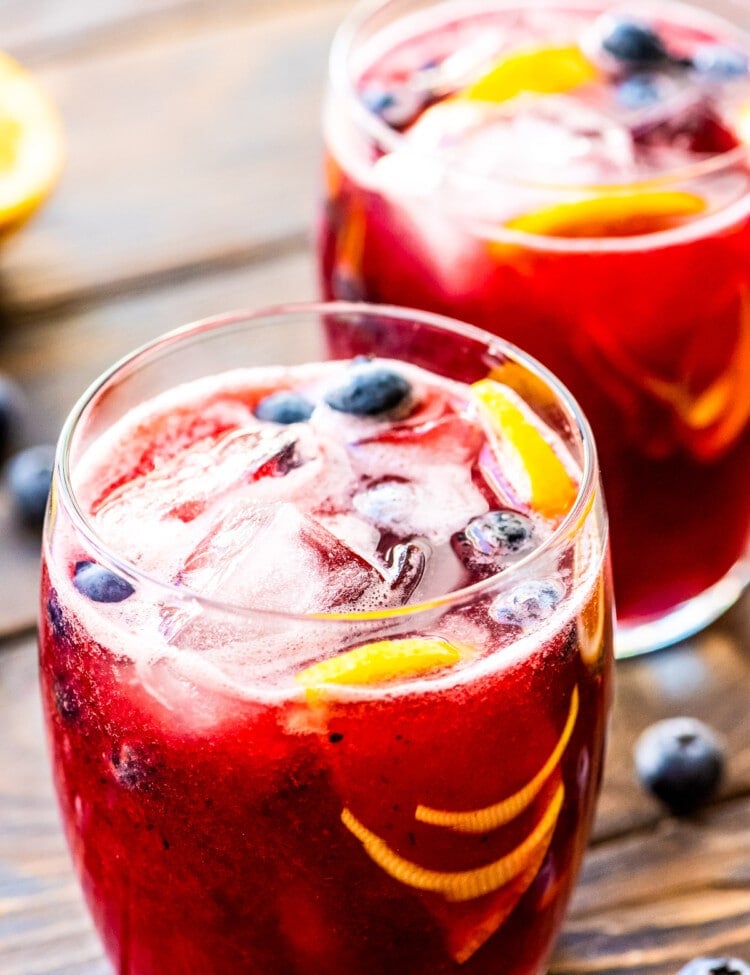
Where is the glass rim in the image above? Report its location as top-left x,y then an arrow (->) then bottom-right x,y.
328,0 -> 750,246
55,301 -> 600,625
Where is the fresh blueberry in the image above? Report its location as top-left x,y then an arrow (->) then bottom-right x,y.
255,391 -> 314,425
73,561 -> 135,603
634,717 -> 725,814
677,959 -> 750,975
361,84 -> 425,128
47,590 -> 70,642
4,444 -> 56,526
490,578 -> 565,626
0,374 -> 25,459
692,44 -> 749,80
53,675 -> 83,724
325,361 -> 411,416
616,73 -> 664,109
111,743 -> 160,792
600,17 -> 668,67
453,509 -> 536,572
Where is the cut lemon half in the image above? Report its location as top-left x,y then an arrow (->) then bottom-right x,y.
464,45 -> 597,104
0,52 -> 63,233
472,379 -> 577,520
296,637 -> 465,689
505,191 -> 706,239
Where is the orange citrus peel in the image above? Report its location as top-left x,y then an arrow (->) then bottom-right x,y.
505,191 -> 706,239
0,52 -> 63,233
341,783 -> 564,902
471,378 -> 577,520
416,686 -> 578,832
463,45 -> 597,103
295,637 -> 465,690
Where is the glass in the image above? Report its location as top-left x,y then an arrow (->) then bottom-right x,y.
40,303 -> 612,975
318,0 -> 750,655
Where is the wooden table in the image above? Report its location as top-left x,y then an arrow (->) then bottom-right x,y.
0,2 -> 748,973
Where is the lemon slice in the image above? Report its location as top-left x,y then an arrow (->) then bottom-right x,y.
464,45 -> 597,103
472,379 -> 577,520
416,685 -> 578,832
341,782 -> 564,902
505,191 -> 706,239
296,637 -> 464,689
0,52 -> 63,233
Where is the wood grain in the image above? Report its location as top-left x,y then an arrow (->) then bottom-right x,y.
0,0 -> 346,315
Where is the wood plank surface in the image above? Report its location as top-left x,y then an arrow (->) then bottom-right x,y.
0,0 -> 346,315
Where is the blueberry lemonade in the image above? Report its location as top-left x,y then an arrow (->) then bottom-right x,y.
40,305 -> 612,975
320,0 -> 750,649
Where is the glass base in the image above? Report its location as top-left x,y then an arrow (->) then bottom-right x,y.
615,557 -> 750,659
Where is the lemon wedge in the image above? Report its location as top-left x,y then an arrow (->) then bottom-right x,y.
296,637 -> 464,689
464,45 -> 597,103
472,379 -> 577,520
0,52 -> 63,234
505,191 -> 706,239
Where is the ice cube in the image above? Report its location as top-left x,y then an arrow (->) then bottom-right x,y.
172,502 -> 389,617
404,94 -> 637,194
92,425 -> 318,571
352,464 -> 488,546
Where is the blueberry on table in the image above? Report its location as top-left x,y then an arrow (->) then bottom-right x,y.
0,374 -> 26,458
325,361 -> 411,416
677,959 -> 750,975
600,17 -> 669,67
691,44 -> 749,80
634,717 -> 725,814
73,561 -> 135,603
4,443 -> 56,526
255,391 -> 314,424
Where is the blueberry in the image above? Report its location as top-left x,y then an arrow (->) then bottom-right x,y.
677,959 -> 750,975
361,84 -> 425,128
73,561 -> 135,603
634,717 -> 725,814
0,374 -> 25,459
111,743 -> 160,792
600,17 -> 668,67
692,44 -> 749,80
490,578 -> 565,626
616,73 -> 664,109
453,510 -> 536,572
53,675 -> 83,724
255,391 -> 314,425
325,361 -> 411,416
4,444 -> 56,526
47,590 -> 70,642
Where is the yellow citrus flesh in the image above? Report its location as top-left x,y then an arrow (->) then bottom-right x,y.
295,637 -> 464,688
0,52 -> 63,233
416,686 -> 578,832
341,783 -> 564,902
471,379 -> 577,520
505,191 -> 706,239
464,45 -> 597,103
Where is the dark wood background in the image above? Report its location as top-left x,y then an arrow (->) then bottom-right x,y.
0,1 -> 748,973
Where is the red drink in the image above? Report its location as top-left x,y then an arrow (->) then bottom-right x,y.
40,305 -> 612,975
319,0 -> 750,650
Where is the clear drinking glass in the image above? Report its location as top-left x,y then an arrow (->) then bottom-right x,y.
40,303 -> 612,975
318,0 -> 750,654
